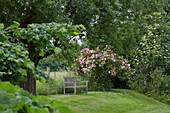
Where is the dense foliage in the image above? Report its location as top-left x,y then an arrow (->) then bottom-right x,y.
62,0 -> 169,56
0,22 -> 83,94
72,45 -> 132,91
0,81 -> 70,113
129,10 -> 170,103
0,0 -> 67,27
130,11 -> 169,74
0,41 -> 34,84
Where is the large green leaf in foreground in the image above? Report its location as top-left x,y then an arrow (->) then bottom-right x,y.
0,81 -> 70,113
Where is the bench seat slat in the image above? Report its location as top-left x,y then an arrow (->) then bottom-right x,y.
65,86 -> 87,88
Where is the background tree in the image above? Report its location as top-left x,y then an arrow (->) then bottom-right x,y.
63,0 -> 169,56
128,4 -> 170,102
37,55 -> 68,71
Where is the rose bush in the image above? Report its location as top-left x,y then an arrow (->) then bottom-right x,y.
72,45 -> 132,91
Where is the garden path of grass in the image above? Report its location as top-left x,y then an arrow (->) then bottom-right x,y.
48,89 -> 170,113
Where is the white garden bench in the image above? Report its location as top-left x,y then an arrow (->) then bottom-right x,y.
63,76 -> 88,95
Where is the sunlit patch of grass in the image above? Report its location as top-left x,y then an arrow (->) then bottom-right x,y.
48,89 -> 170,113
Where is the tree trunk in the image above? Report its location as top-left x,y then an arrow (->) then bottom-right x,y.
19,50 -> 40,95
19,44 -> 54,95
19,72 -> 36,95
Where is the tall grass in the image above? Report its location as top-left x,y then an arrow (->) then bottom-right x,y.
36,71 -> 76,95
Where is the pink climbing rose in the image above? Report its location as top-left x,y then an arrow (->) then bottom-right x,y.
72,45 -> 132,80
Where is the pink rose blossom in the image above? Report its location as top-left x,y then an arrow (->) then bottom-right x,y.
125,64 -> 130,66
129,67 -> 131,71
121,66 -> 125,69
122,61 -> 125,65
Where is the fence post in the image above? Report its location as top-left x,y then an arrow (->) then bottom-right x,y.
68,67 -> 71,76
47,67 -> 50,77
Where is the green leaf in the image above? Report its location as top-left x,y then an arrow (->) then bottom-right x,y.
79,24 -> 85,30
10,21 -> 20,29
15,31 -> 21,36
60,27 -> 67,33
24,61 -> 34,69
0,81 -> 70,113
0,23 -> 4,30
17,68 -> 23,74
73,31 -> 81,35
54,47 -> 62,54
26,107 -> 49,113
0,103 -> 6,111
3,109 -> 13,113
39,52 -> 45,56
39,77 -> 46,83
0,72 -> 7,76
22,69 -> 27,76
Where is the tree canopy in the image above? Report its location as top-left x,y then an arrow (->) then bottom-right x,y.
0,0 -> 67,27
0,22 -> 83,94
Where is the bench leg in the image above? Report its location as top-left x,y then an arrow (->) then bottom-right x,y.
86,87 -> 88,94
74,87 -> 76,95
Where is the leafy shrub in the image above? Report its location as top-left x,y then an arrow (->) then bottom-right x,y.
72,45 -> 132,91
128,12 -> 170,104
36,79 -> 63,95
129,68 -> 170,104
0,81 -> 70,113
0,41 -> 35,84
37,77 -> 84,95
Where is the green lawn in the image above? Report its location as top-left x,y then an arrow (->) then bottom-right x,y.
48,89 -> 170,113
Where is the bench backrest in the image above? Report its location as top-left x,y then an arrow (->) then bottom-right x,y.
63,77 -> 77,87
